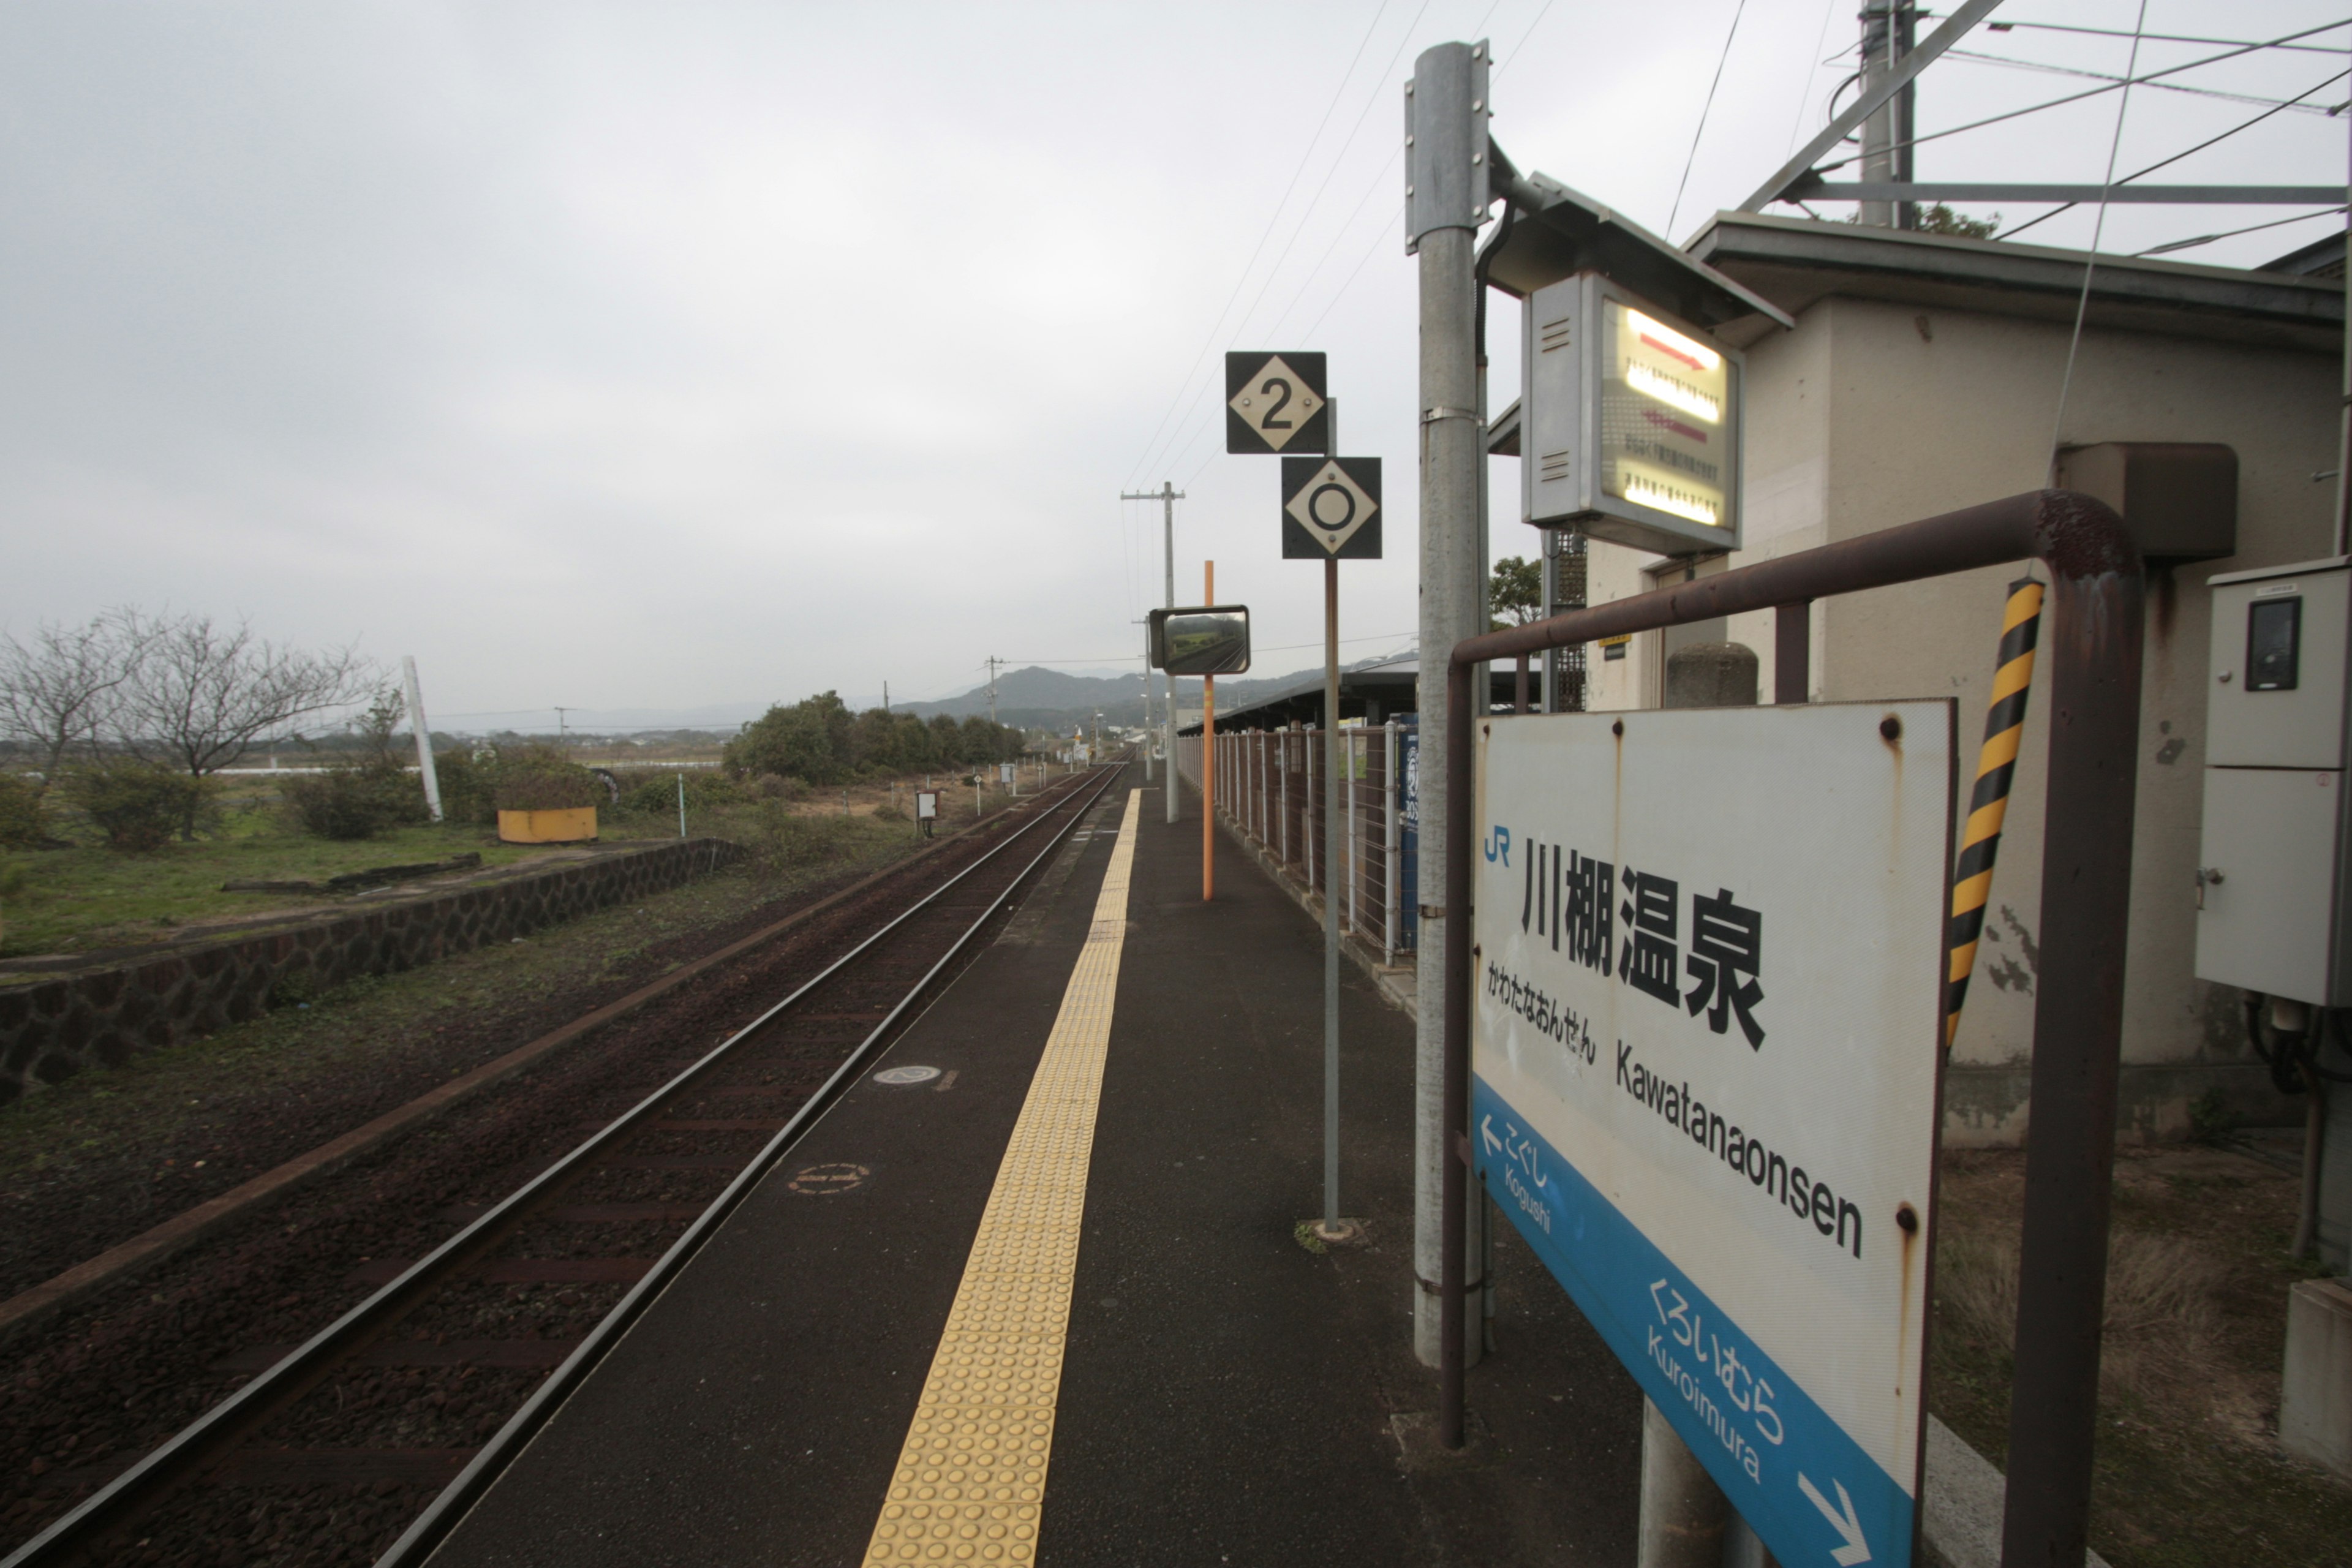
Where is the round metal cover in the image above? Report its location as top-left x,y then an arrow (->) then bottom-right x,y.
872,1065 -> 942,1086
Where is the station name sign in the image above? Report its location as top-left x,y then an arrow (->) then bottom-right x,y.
1472,701 -> 1952,1568
1523,273 -> 1745,557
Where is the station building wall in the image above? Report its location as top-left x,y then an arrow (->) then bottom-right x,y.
1575,292 -> 2336,1143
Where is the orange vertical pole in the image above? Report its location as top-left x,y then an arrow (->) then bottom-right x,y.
1202,560 -> 1216,901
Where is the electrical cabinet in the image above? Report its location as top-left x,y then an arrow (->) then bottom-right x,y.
2196,558 -> 2352,1005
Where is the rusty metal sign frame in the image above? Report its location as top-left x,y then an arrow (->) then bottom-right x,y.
1440,488 -> 2143,1568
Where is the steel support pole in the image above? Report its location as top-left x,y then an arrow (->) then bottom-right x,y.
1202,561 -> 1216,900
1437,489 -> 2143,1552
1409,39 -> 1490,1374
1166,485 -> 1180,824
1322,553 -> 1344,1237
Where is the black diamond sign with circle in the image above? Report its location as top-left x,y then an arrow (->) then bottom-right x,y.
1281,456 -> 1381,559
1226,351 -> 1329,455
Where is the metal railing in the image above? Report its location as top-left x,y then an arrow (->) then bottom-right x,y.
1174,721 -> 1408,964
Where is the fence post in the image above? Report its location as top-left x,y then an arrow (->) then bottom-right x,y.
1354,733 -> 1373,940
1384,720 -> 1399,968
1306,728 -> 1317,892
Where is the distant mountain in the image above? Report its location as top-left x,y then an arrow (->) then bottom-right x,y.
898,658 -> 1412,733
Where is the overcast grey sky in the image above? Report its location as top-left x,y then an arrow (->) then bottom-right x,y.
3,2 -> 2343,727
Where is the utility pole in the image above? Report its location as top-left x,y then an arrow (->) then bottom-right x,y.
1122,481 -> 1184,823
1859,1 -> 1918,229
401,656 -> 444,823
1408,38 -> 1489,1376
884,679 -> 891,714
984,657 -> 1001,726
554,706 -> 573,749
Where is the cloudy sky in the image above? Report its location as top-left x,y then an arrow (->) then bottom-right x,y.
2,1 -> 2343,728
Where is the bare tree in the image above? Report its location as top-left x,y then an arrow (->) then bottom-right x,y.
0,615 -> 144,787
112,611 -> 374,780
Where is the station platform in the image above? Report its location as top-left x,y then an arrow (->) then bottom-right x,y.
429,767 -> 1644,1567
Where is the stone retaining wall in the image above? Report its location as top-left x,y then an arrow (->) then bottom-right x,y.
0,838 -> 741,1103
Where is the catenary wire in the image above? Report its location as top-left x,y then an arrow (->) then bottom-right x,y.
1983,19 -> 2350,55
1997,66 -> 2351,242
1787,0 -> 1844,157
2046,1 -> 2150,484
1137,0 -> 1436,487
1945,47 -> 2347,115
1121,0 -> 1397,489
1668,0 -> 1751,244
2136,206 -> 2348,257
1806,18 -> 2351,178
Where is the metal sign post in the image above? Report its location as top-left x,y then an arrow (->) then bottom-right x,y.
1280,428 -> 1381,1242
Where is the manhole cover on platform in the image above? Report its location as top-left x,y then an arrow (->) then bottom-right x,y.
872,1065 -> 942,1086
786,1163 -> 869,1196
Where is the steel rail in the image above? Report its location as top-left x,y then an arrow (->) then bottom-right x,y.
4,763 -> 1129,1568
1439,491 -> 2141,1568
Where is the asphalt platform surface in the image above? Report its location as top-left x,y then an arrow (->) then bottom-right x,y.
428,767 -> 1643,1567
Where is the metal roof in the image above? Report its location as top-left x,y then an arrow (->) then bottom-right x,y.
1175,654 -> 1536,734
1684,211 -> 2345,354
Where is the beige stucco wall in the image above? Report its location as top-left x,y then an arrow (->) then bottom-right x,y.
1573,293 -> 2339,1142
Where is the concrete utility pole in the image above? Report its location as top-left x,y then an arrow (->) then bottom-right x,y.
1859,0 -> 1918,229
401,655 -> 444,823
1122,481 -> 1184,824
984,657 -> 1000,726
1408,37 -> 1490,1371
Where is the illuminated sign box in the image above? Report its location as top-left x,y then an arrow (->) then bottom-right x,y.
1523,273 -> 1744,557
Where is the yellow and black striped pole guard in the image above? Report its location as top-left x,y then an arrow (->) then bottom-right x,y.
1947,578 -> 2044,1047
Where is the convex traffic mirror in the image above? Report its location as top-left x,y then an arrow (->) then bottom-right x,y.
1148,606 -> 1252,676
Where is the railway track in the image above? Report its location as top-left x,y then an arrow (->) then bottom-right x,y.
4,762 -> 1129,1568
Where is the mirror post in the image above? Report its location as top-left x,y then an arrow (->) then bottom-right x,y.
1202,561 -> 1216,901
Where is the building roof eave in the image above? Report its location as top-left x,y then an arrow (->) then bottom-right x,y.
1686,211 -> 2345,355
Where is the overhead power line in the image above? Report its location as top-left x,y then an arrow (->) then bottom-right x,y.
1946,47 -> 2349,115
1983,19 -> 2351,55
1122,0 -> 1398,488
1669,0 -> 1751,244
1813,18 -> 2352,175
2136,206 -> 2348,257
1999,66 -> 2351,241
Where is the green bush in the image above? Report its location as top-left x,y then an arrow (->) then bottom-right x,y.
616,769 -> 740,816
492,758 -> 603,812
61,761 -> 216,851
0,772 -> 44,849
430,750 -> 497,826
281,764 -> 428,840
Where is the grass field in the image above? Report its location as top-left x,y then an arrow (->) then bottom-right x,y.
0,766 -> 1059,961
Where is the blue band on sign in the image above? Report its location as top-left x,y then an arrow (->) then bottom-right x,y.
1473,1076 -> 1912,1568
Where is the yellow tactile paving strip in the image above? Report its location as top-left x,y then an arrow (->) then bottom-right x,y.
863,789 -> 1140,1566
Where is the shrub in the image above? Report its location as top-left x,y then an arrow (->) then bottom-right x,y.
61,761 -> 216,851
746,799 -> 841,875
616,769 -> 740,816
281,764 -> 426,840
493,760 -> 603,812
431,749 -> 498,826
0,772 -> 44,850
